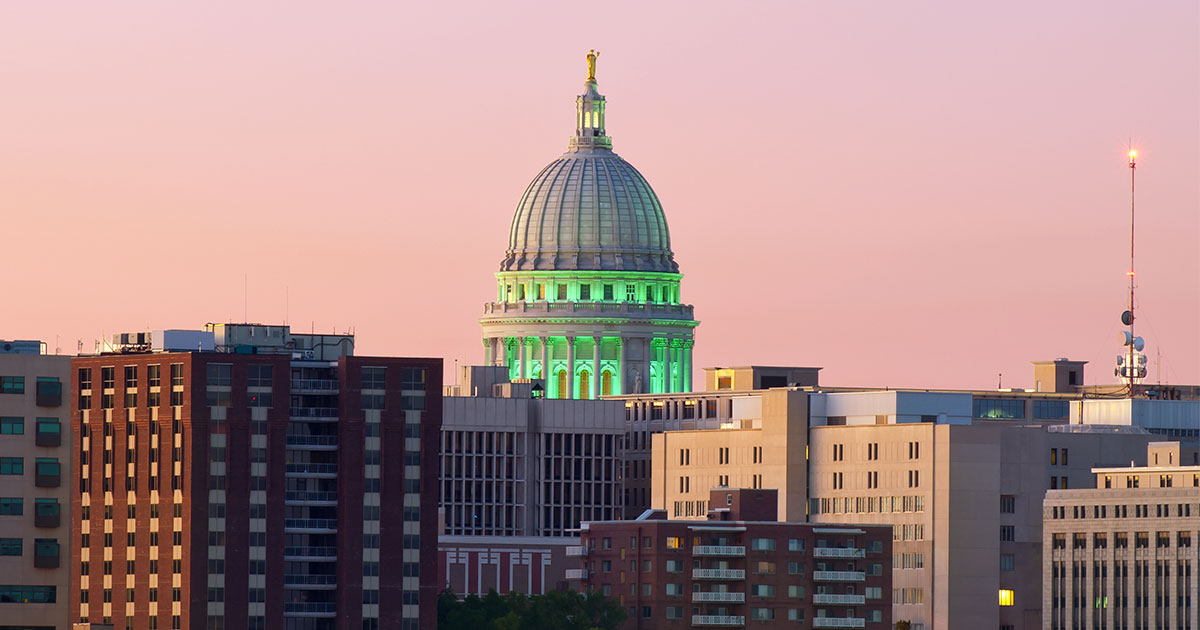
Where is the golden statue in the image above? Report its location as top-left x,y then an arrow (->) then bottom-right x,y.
586,49 -> 599,81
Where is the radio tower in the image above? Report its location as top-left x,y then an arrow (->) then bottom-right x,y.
1116,147 -> 1146,388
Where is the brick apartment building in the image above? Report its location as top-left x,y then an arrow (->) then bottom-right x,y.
69,325 -> 441,630
573,488 -> 892,629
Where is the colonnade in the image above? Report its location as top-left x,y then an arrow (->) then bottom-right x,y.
481,335 -> 693,398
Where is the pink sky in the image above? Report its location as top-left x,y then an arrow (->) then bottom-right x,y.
2,2 -> 1197,390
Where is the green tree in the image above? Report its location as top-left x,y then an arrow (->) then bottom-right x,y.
436,587 -> 625,630
895,621 -> 913,630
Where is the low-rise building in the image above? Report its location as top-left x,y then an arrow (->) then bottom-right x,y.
574,488 -> 892,629
1043,441 -> 1200,630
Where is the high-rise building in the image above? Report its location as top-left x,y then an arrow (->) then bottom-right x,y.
572,488 -> 893,629
0,340 -> 71,630
1043,441 -> 1200,630
440,366 -> 625,538
436,365 -> 625,597
625,373 -> 1158,630
479,53 -> 698,399
69,325 -> 441,630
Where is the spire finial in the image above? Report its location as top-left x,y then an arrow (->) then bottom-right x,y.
586,49 -> 599,82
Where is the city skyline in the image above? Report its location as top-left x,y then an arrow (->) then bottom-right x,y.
2,1 -> 1197,390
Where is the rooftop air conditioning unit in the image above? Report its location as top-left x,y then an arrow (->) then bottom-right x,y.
303,350 -> 316,360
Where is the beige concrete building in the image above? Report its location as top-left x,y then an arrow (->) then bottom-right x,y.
641,381 -> 1156,630
0,341 -> 71,630
1043,441 -> 1200,630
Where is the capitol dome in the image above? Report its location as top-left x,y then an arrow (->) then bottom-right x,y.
500,74 -> 678,273
480,52 -> 697,401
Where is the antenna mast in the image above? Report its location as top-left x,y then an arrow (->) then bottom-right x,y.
1116,147 -> 1146,390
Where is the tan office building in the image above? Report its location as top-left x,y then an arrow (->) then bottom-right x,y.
645,385 -> 1156,630
0,341 -> 71,630
1043,441 -> 1200,630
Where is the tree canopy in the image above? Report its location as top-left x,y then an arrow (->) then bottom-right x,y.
437,589 -> 627,630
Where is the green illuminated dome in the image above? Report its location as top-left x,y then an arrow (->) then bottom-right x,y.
500,77 -> 678,273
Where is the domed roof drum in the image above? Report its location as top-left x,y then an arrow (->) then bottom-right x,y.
501,61 -> 678,273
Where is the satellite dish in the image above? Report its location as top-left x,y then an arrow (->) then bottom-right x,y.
1121,310 -> 1133,326
1115,355 -> 1125,366
1122,331 -> 1134,346
1133,337 -> 1145,352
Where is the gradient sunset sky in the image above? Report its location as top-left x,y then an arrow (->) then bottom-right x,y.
2,1 -> 1196,390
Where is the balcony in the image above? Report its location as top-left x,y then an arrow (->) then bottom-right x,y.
565,546 -> 588,557
35,380 -> 62,407
285,435 -> 338,449
813,571 -> 865,582
692,591 -> 745,603
693,545 -> 745,557
284,518 -> 338,532
285,463 -> 338,477
813,547 -> 865,559
482,300 -> 696,323
34,504 -> 61,528
564,569 -> 590,580
283,546 -> 338,561
35,430 -> 61,447
691,615 -> 745,627
283,602 -> 337,616
813,618 -> 865,628
284,491 -> 338,505
290,379 -> 339,393
813,594 -> 866,605
692,569 -> 745,580
283,574 -> 338,588
35,472 -> 61,488
289,407 -> 339,421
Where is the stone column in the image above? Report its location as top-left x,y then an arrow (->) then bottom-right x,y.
483,337 -> 493,366
641,338 -> 650,394
540,337 -> 550,385
663,338 -> 673,393
592,336 -> 602,399
682,340 -> 694,392
566,336 -> 576,399
616,337 -> 627,396
518,336 -> 528,379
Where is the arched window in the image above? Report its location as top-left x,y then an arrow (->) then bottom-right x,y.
601,370 -> 613,396
579,369 -> 591,400
557,370 -> 568,400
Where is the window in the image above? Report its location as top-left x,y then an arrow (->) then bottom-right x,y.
580,284 -> 591,300
148,365 -> 161,388
625,284 -> 637,301
0,417 -> 23,435
1034,400 -> 1070,420
787,585 -> 805,599
665,606 -> 683,619
751,584 -> 776,598
908,441 -> 920,459
557,284 -> 567,300
0,585 -> 56,603
206,364 -> 231,387
974,398 -> 1024,419
0,376 -> 25,395
750,538 -> 776,551
0,498 -> 21,515
0,539 -> 21,555
750,608 -> 774,621
666,537 -> 681,549
787,562 -> 804,574
998,589 -> 1014,606
788,538 -> 805,552
0,458 -> 23,475
362,367 -> 386,390
247,365 -> 272,388
1000,495 -> 1015,513
1000,554 -> 1015,571
755,561 -> 775,575
1000,526 -> 1014,542
603,284 -> 614,301
788,609 -> 805,621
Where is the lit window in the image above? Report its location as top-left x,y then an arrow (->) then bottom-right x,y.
999,589 -> 1014,606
